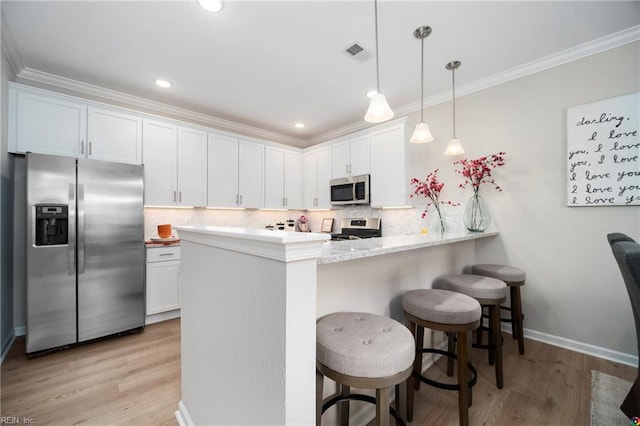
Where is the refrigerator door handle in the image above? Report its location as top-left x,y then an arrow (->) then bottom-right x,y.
68,183 -> 76,275
78,183 -> 86,275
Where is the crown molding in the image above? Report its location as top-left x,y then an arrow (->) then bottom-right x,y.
14,66 -> 307,148
5,22 -> 638,148
309,24 -> 640,145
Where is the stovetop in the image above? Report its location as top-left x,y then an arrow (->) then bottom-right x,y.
330,218 -> 382,240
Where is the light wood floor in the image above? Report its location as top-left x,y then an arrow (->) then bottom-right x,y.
1,318 -> 636,425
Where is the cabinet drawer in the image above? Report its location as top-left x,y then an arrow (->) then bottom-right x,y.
146,246 -> 181,262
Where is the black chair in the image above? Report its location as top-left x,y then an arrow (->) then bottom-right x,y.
607,233 -> 640,418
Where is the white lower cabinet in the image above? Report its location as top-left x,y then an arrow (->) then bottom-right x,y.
146,246 -> 181,319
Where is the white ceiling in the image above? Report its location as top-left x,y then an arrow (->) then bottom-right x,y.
2,1 -> 639,147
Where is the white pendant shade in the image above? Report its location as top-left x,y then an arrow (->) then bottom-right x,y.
364,93 -> 394,123
410,122 -> 434,143
443,138 -> 465,156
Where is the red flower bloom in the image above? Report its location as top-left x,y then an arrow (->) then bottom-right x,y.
453,152 -> 506,194
410,169 -> 459,220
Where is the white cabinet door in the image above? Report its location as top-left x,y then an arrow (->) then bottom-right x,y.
177,126 -> 207,207
265,146 -> 285,209
331,140 -> 350,179
303,150 -> 317,208
146,247 -> 181,315
370,123 -> 416,207
303,146 -> 331,209
143,119 -> 177,206
238,140 -> 265,208
331,136 -> 369,178
284,150 -> 303,209
349,135 -> 370,177
88,106 -> 142,164
208,133 -> 239,207
10,86 -> 87,157
315,146 -> 332,209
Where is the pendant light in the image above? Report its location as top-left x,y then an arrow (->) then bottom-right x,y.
409,26 -> 434,143
443,60 -> 465,156
364,0 -> 394,123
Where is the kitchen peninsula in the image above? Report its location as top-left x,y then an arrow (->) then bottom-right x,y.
174,225 -> 498,425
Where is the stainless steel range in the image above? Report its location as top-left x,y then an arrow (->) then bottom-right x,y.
331,218 -> 382,240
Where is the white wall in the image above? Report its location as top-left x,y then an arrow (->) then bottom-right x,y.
408,42 -> 640,359
1,47 -> 17,357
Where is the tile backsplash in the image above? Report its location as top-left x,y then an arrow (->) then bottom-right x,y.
144,204 -> 466,240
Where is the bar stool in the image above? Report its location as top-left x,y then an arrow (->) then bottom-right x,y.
437,274 -> 508,389
402,289 -> 481,426
471,264 -> 527,354
316,312 -> 415,425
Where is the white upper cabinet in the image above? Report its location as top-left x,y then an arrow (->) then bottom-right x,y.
144,120 -> 207,207
265,147 -> 285,209
369,119 -> 416,208
238,139 -> 265,209
9,84 -> 142,164
265,147 -> 303,210
9,85 -> 87,158
177,126 -> 208,207
284,150 -> 303,209
143,119 -> 178,206
208,134 -> 264,208
88,106 -> 142,164
331,135 -> 370,179
207,133 -> 240,208
304,146 -> 332,209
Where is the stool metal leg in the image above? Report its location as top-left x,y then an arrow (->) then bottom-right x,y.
407,320 -> 417,422
511,285 -> 525,355
488,306 -> 495,366
446,332 -> 455,377
414,325 -> 424,391
457,330 -> 470,426
490,304 -> 504,389
338,384 -> 350,426
316,370 -> 324,425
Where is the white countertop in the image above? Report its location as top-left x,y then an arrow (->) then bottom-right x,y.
319,227 -> 499,264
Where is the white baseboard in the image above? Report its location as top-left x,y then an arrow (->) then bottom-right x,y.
1,332 -> 16,365
145,309 -> 181,325
509,325 -> 638,367
15,326 -> 26,336
175,400 -> 194,426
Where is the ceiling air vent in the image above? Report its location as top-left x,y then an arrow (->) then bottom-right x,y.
344,42 -> 370,63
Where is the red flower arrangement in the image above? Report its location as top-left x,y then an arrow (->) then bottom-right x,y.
453,152 -> 506,195
410,169 -> 459,232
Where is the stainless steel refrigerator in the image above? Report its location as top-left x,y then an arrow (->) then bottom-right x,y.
26,153 -> 145,354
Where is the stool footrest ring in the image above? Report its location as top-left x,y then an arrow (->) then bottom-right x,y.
415,348 -> 478,391
322,393 -> 406,426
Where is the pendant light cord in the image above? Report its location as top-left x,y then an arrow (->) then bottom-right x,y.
420,37 -> 424,123
452,66 -> 456,138
374,0 -> 380,92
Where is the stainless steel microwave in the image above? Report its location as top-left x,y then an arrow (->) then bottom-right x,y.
330,174 -> 370,206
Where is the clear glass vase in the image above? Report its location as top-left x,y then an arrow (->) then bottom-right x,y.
424,204 -> 446,235
463,193 -> 491,232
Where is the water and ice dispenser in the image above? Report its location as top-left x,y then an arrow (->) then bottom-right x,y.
35,204 -> 69,246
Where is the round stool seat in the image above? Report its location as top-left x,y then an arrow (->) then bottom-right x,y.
317,312 -> 414,379
439,274 -> 507,301
403,289 -> 482,325
471,264 -> 526,284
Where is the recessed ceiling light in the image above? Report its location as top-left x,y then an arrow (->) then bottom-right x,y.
198,0 -> 223,13
366,90 -> 378,98
294,122 -> 305,129
155,79 -> 173,88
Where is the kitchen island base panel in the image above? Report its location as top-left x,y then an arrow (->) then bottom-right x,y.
176,226 -> 328,426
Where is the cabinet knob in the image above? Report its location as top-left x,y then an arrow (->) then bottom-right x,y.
80,140 -> 85,154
